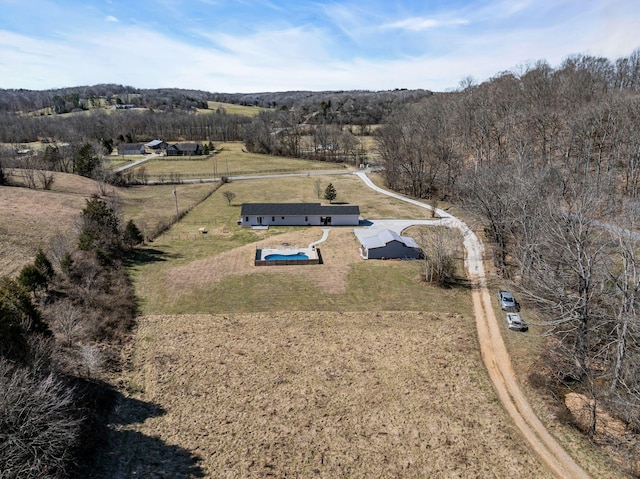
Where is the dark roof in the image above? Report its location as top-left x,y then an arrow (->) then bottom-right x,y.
165,143 -> 201,151
241,203 -> 359,216
176,143 -> 201,151
117,143 -> 144,151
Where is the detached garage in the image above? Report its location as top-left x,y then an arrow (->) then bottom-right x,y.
358,229 -> 423,260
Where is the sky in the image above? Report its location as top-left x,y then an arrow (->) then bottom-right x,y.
1,0 -> 639,93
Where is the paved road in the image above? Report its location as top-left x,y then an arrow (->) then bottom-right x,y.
114,153 -> 162,173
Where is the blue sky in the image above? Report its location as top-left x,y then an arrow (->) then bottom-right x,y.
0,0 -> 639,92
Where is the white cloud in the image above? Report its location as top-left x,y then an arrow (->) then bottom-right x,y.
1,0 -> 640,93
382,17 -> 469,31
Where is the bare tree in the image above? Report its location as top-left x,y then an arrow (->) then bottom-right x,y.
79,344 -> 103,378
416,226 -> 459,286
607,202 -> 640,394
0,358 -> 82,479
222,190 -> 236,206
36,169 -> 55,190
48,300 -> 84,347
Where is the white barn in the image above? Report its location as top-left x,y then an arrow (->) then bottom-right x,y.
357,229 -> 423,260
239,203 -> 360,227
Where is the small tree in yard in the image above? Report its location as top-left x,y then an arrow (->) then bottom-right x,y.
223,191 -> 236,206
418,226 -> 458,286
0,160 -> 6,185
324,183 -> 337,203
314,179 -> 322,198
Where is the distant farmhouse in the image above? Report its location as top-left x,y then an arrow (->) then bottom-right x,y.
145,139 -> 167,151
240,203 -> 360,227
356,229 -> 423,260
117,143 -> 146,156
166,143 -> 203,156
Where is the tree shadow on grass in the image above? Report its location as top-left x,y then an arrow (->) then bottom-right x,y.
125,247 -> 182,267
82,386 -> 205,479
422,276 -> 474,291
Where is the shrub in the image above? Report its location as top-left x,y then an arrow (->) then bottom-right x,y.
0,277 -> 51,364
0,358 -> 82,479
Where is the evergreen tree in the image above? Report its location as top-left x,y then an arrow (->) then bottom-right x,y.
0,277 -> 51,363
75,143 -> 100,178
77,195 -> 121,264
123,220 -> 144,248
324,183 -> 337,203
18,250 -> 54,295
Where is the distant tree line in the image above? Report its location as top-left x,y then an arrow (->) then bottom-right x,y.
0,108 -> 250,144
0,84 -> 214,113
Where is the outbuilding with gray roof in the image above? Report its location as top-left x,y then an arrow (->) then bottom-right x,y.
357,229 -> 423,260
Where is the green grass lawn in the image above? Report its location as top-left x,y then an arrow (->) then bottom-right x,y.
158,260 -> 472,315
126,172 -> 469,316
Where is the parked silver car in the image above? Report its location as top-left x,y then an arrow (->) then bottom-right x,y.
506,312 -> 528,332
498,290 -> 519,311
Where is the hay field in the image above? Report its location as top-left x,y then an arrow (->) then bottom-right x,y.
99,311 -> 551,479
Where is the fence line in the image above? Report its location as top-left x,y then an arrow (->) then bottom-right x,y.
141,165 -> 345,181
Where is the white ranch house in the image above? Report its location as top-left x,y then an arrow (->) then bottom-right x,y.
239,203 -> 360,227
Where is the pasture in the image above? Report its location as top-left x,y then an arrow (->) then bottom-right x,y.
122,141 -> 348,180
1,156 -> 620,478
203,101 -> 267,116
96,310 -> 552,478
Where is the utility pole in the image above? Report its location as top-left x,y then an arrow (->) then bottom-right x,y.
173,187 -> 179,222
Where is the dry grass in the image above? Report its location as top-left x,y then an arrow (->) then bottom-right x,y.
100,311 -> 551,479
0,172 -> 99,276
126,142 -> 346,178
203,102 -> 267,116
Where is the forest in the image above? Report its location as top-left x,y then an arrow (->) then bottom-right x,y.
2,48 -> 640,476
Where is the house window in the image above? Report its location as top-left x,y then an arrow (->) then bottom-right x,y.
272,217 -> 275,221
305,216 -> 308,221
245,217 -> 248,222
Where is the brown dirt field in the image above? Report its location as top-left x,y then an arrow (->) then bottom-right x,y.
96,311 -> 551,479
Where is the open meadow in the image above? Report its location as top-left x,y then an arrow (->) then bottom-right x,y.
0,155 -> 621,478
0,171 -> 99,275
95,310 -> 552,478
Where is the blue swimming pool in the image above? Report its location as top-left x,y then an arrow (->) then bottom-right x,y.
265,253 -> 309,261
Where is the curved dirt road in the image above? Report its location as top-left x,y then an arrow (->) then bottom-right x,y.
355,172 -> 591,479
